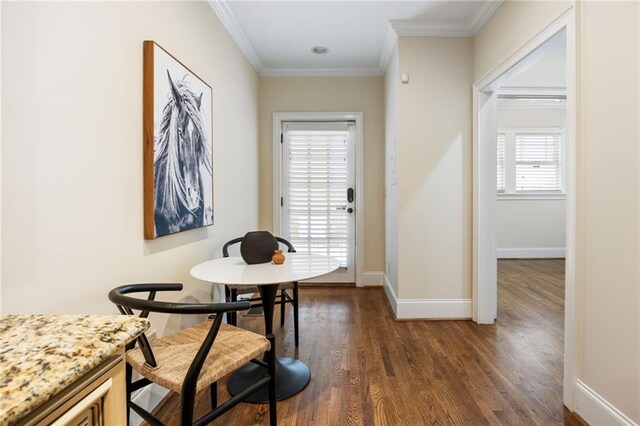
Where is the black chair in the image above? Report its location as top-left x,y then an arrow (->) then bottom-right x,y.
223,236 -> 300,347
109,283 -> 276,426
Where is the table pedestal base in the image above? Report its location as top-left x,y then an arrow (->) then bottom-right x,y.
227,357 -> 310,403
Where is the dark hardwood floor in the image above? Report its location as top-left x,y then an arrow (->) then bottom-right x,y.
150,259 -> 585,425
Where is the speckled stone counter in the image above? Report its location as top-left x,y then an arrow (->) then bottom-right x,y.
0,315 -> 149,425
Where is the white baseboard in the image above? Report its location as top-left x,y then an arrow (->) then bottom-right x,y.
130,383 -> 170,426
497,247 -> 566,258
383,275 -> 472,320
362,271 -> 384,286
383,275 -> 398,317
575,380 -> 637,426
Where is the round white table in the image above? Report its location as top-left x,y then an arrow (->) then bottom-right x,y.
190,252 -> 340,402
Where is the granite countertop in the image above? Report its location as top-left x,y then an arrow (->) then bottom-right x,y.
0,314 -> 150,425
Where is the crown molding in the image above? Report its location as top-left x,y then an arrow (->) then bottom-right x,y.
469,0 -> 504,34
207,0 -> 264,73
378,25 -> 398,74
390,20 -> 474,37
260,67 -> 383,78
379,2 -> 502,74
389,0 -> 503,37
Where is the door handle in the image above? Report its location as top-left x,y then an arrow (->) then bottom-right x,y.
347,188 -> 354,203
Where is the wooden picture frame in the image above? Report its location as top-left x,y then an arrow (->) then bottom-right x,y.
143,41 -> 214,239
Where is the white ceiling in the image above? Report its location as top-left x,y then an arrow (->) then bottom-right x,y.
502,28 -> 566,88
209,1 -> 503,76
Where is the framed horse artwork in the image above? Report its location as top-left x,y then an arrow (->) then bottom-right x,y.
143,41 -> 214,239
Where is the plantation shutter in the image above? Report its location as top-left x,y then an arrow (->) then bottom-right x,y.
497,133 -> 506,192
283,122 -> 352,267
515,132 -> 562,192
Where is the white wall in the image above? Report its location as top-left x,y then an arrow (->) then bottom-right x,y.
497,104 -> 566,128
576,1 -> 639,422
497,199 -> 565,257
1,2 -> 260,335
496,104 -> 566,257
0,0 -> 3,316
474,1 -> 571,82
476,1 -> 640,422
503,29 -> 566,88
396,37 -> 473,302
384,45 -> 399,296
383,37 -> 474,317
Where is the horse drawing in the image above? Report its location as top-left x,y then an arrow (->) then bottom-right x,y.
154,70 -> 212,237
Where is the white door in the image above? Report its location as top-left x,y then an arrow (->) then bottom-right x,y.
281,121 -> 356,283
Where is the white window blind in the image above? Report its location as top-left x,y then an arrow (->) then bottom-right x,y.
284,123 -> 351,266
515,133 -> 562,192
497,133 -> 506,192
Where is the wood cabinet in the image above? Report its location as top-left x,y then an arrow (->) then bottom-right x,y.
16,349 -> 126,426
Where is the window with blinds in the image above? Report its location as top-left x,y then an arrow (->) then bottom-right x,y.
515,133 -> 562,192
496,133 -> 506,192
284,124 -> 352,267
497,128 -> 564,195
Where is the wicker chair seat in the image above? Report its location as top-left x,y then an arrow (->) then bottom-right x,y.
126,320 -> 269,394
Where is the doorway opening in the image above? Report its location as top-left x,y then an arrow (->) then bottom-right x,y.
472,6 -> 577,409
495,28 -> 568,336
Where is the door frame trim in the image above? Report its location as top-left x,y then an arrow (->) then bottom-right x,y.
472,4 -> 578,409
272,112 -> 365,287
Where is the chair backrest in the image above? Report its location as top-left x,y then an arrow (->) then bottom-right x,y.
222,236 -> 296,258
109,284 -> 254,425
108,284 -> 250,369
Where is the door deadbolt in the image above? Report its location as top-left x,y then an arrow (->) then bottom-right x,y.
347,188 -> 354,203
